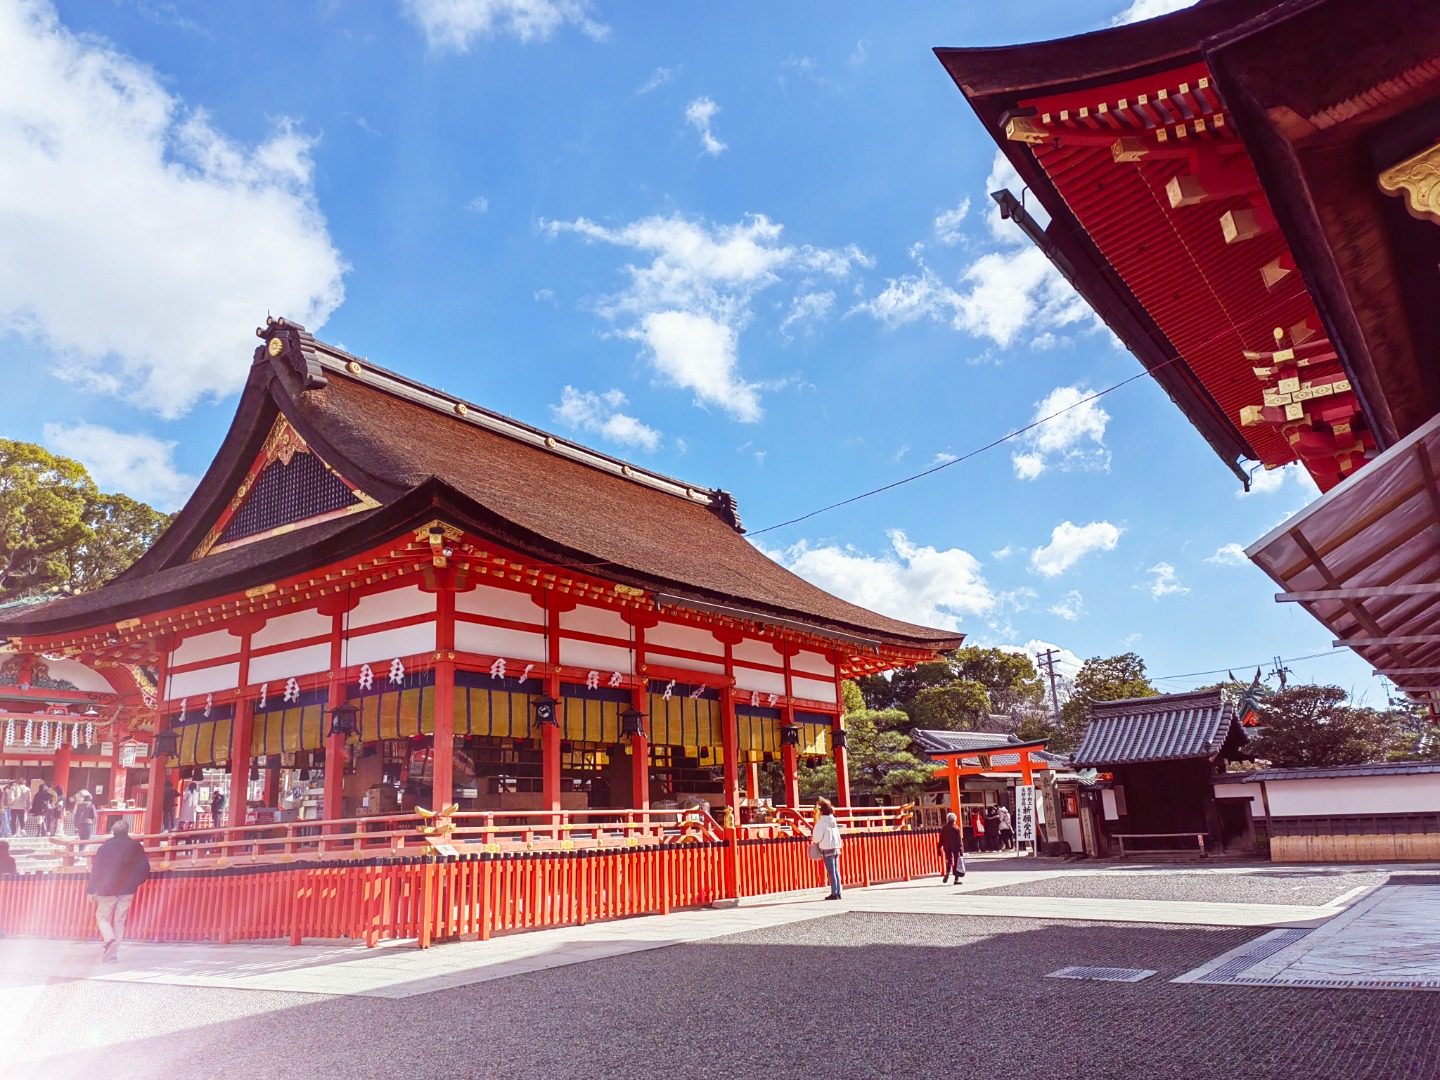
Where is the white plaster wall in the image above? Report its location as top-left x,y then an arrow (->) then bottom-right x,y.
346,623 -> 437,665
248,643 -> 332,685
1264,774 -> 1440,817
350,586 -> 436,629
251,608 -> 331,649
732,667 -> 786,696
560,604 -> 630,640
558,639 -> 632,673
454,622 -> 546,662
168,662 -> 240,699
40,657 -> 114,693
455,584 -> 543,626
791,675 -> 837,703
172,629 -> 238,667
649,656 -> 725,677
732,639 -> 783,669
791,649 -> 835,679
649,621 -> 724,657
1212,783 -> 1263,810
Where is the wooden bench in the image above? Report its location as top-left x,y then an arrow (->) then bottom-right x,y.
1115,832 -> 1207,858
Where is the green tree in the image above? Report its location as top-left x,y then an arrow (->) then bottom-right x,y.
1055,652 -> 1158,754
0,438 -> 171,600
1249,684 -> 1394,767
950,646 -> 1046,716
906,680 -> 991,731
799,706 -> 931,803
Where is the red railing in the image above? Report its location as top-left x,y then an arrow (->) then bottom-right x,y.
2,829 -> 942,949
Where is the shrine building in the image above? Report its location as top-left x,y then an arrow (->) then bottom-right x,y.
937,0 -> 1440,710
0,318 -> 961,833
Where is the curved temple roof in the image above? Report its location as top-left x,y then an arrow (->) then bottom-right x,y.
0,320 -> 962,654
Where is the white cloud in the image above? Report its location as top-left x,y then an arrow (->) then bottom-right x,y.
542,212 -> 869,421
533,288 -> 556,304
465,194 -> 490,214
403,0 -> 607,49
0,0 -> 346,420
933,198 -> 971,246
1143,561 -> 1190,599
1005,639 -> 1083,678
760,529 -> 994,631
780,290 -> 835,336
931,451 -> 959,465
1112,0 -> 1196,27
636,66 -> 674,94
847,40 -> 869,67
1031,520 -> 1122,577
1206,542 -> 1249,567
42,422 -> 197,511
685,96 -> 727,156
1049,590 -> 1085,621
852,248 -> 1090,349
991,544 -> 1016,560
1239,462 -> 1319,499
550,386 -> 662,451
1011,385 -> 1111,480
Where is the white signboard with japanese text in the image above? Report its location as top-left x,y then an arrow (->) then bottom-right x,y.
1015,784 -> 1037,844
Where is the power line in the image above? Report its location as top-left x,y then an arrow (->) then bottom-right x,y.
1151,649 -> 1345,683
748,358 -> 1180,537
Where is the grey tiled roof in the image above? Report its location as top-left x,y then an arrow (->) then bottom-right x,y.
1246,761 -> 1440,782
1072,689 -> 1245,767
911,729 -> 1067,768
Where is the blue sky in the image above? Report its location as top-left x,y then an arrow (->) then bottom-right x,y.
0,0 -> 1383,701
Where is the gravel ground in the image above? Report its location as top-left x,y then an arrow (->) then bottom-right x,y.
968,869 -> 1390,906
9,909 -> 1440,1080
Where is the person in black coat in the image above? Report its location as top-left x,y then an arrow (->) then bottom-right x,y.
87,820 -> 151,963
73,792 -> 98,841
938,812 -> 966,884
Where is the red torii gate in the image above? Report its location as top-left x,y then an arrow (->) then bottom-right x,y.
929,738 -> 1054,814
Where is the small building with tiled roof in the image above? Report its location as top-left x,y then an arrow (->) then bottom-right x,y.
1073,689 -> 1252,855
0,318 -> 962,830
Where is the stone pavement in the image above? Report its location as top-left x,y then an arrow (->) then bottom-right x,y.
5,859 -> 1440,1079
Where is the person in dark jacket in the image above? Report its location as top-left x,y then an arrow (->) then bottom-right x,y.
163,782 -> 179,832
88,820 -> 151,963
938,812 -> 966,883
0,840 -> 17,875
984,805 -> 1001,852
30,783 -> 54,834
73,791 -> 98,841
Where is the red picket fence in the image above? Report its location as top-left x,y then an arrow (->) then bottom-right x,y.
0,830 -> 940,949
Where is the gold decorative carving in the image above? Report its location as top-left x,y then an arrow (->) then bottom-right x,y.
1379,141 -> 1440,225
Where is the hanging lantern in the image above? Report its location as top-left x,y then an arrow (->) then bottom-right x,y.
780,725 -> 800,747
153,729 -> 180,761
620,708 -> 645,738
328,703 -> 360,739
531,696 -> 558,731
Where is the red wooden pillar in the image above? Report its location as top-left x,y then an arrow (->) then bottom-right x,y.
322,611 -> 348,823
542,675 -> 561,815
946,760 -> 963,816
51,742 -> 72,792
780,740 -> 799,808
832,714 -> 851,807
227,625 -> 255,830
629,686 -> 649,810
720,686 -> 740,818
744,761 -> 760,800
431,588 -> 457,812
143,641 -> 174,835
262,762 -> 279,808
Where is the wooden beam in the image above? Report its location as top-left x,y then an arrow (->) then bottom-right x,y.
1333,634 -> 1440,646
1279,582 -> 1440,602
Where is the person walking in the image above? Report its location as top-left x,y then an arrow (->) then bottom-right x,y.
210,788 -> 227,830
31,783 -> 54,837
73,791 -> 98,842
178,782 -> 200,830
984,805 -> 1001,853
970,807 -> 986,853
163,782 -> 180,832
48,784 -> 66,836
8,780 -> 32,836
938,811 -> 966,884
88,820 -> 151,963
812,797 -> 844,900
998,804 -> 1015,851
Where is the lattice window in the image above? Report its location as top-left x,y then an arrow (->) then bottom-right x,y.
217,451 -> 361,546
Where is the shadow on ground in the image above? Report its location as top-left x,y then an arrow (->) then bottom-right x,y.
10,912 -> 1440,1080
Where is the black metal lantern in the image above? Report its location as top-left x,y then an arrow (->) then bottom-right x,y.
780,724 -> 800,747
328,702 -> 360,739
620,707 -> 645,738
153,729 -> 180,761
532,695 -> 558,730
833,729 -> 847,750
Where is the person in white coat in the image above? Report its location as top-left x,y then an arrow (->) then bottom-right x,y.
812,797 -> 844,900
178,782 -> 200,829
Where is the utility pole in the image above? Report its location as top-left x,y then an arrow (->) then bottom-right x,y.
1038,648 -> 1062,719
1270,655 -> 1292,691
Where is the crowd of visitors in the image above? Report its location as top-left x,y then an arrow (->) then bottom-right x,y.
0,779 -> 112,839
